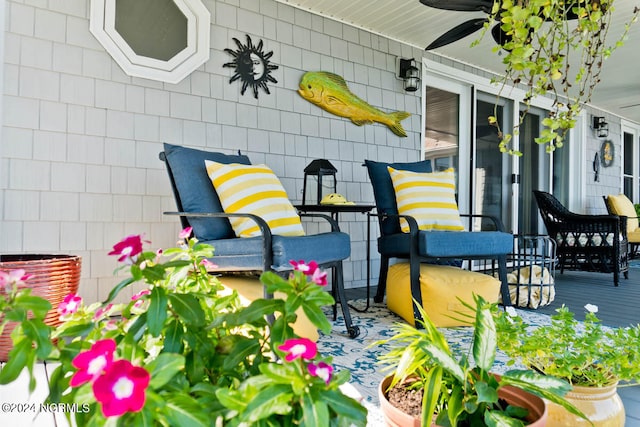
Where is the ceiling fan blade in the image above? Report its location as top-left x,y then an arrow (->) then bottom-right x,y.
426,18 -> 488,50
419,0 -> 493,13
491,23 -> 511,47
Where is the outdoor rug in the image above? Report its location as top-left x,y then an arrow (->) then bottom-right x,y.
317,300 -> 553,406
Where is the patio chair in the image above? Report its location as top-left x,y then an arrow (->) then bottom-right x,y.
364,159 -> 514,324
160,143 -> 359,338
603,194 -> 640,258
533,190 -> 628,286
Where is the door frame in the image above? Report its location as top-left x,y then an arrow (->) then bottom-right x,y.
422,59 -> 578,234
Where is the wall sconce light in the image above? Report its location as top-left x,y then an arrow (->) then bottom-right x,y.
592,116 -> 609,138
397,58 -> 420,92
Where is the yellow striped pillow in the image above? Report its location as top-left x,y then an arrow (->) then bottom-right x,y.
205,161 -> 305,238
388,166 -> 464,232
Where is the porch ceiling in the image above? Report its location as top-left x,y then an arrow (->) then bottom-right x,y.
275,0 -> 640,124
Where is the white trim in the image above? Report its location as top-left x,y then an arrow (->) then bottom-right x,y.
89,0 -> 210,84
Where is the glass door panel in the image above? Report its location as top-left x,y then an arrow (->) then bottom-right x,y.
424,86 -> 459,171
423,76 -> 472,216
624,131 -> 634,199
475,94 -> 513,231
518,108 -> 551,235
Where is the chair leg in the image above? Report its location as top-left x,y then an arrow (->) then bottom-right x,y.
410,257 -> 423,326
374,255 -> 390,303
498,255 -> 512,306
332,262 -> 360,338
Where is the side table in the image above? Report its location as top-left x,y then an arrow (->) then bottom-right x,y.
295,204 -> 375,312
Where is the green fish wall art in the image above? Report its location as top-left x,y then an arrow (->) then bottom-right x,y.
298,71 -> 411,137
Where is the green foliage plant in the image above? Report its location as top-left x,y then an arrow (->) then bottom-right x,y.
495,303 -> 640,388
375,295 -> 588,426
476,0 -> 639,155
0,229 -> 367,427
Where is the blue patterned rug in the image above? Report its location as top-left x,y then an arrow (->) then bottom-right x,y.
318,300 -> 553,405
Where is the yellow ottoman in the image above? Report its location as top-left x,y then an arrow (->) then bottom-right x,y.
386,263 -> 501,327
219,275 -> 319,341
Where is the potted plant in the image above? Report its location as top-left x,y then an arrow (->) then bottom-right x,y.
477,0 -> 639,155
495,304 -> 640,426
0,229 -> 367,426
375,295 -> 587,426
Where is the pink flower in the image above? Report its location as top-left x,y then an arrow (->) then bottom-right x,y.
131,289 -> 150,301
290,260 -> 319,275
93,303 -> 113,320
200,259 -> 218,270
179,227 -> 193,239
70,339 -> 116,387
308,361 -> 333,384
278,338 -> 317,362
0,269 -> 33,291
108,235 -> 145,263
311,268 -> 328,286
93,359 -> 150,417
58,293 -> 82,316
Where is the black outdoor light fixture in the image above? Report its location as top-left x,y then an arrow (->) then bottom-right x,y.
398,58 -> 420,92
592,116 -> 609,138
302,159 -> 337,205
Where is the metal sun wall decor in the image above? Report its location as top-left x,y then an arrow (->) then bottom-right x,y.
297,71 -> 410,137
223,35 -> 278,99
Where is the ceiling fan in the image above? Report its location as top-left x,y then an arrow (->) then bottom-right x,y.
420,0 -> 579,50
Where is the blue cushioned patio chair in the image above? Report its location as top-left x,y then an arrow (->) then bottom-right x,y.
160,143 -> 359,338
364,159 -> 513,324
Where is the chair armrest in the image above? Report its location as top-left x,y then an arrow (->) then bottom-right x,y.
298,213 -> 341,232
163,211 -> 273,272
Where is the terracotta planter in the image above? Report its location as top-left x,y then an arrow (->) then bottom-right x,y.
0,254 -> 81,361
378,375 -> 548,427
547,383 -> 625,427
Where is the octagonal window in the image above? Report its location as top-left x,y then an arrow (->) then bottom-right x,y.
114,0 -> 188,61
90,0 -> 210,84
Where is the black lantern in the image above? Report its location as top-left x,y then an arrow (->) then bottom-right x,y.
592,116 -> 609,138
398,58 -> 420,92
302,159 -> 337,205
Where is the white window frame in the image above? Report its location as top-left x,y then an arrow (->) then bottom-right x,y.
90,0 -> 210,84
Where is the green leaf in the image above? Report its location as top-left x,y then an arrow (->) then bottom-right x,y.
301,394 -> 330,427
301,302 -> 332,334
484,409 -> 526,427
324,389 -> 368,425
237,299 -> 283,324
241,384 -> 294,422
103,277 -> 136,304
168,294 -> 205,326
0,339 -> 31,384
148,286 -> 168,336
163,319 -> 184,353
475,380 -> 499,404
148,353 -> 185,389
14,294 -> 52,318
421,367 -> 443,427
164,394 -> 209,427
21,319 -> 53,359
55,322 -> 96,339
500,370 -> 587,420
472,296 -> 497,371
418,341 -> 465,383
222,336 -> 261,371
447,385 -> 464,427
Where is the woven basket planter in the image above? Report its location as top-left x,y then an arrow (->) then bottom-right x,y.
0,254 -> 81,362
